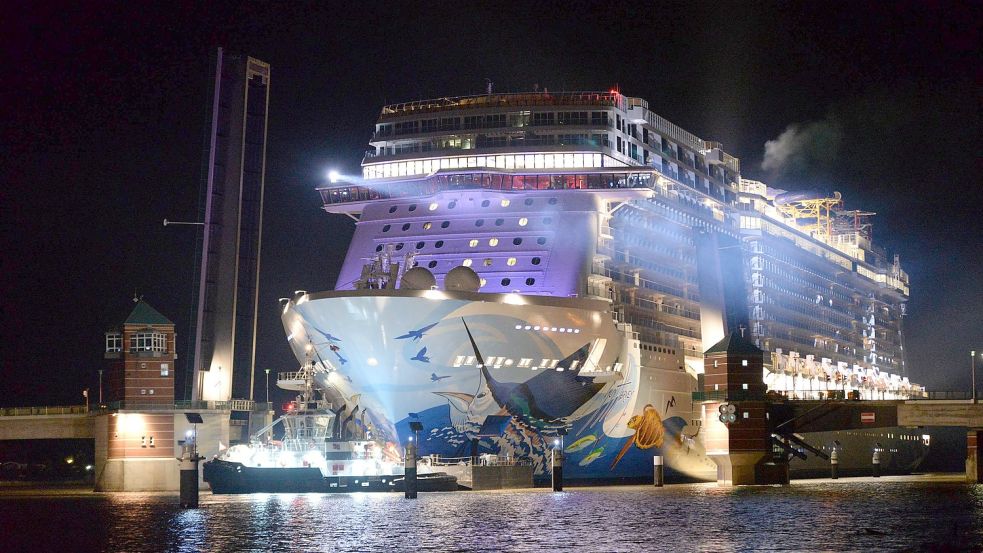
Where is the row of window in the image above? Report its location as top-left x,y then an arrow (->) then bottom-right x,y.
376,111 -> 614,137
387,196 -> 559,214
375,236 -> 549,253
382,217 -> 553,233
105,332 -> 167,353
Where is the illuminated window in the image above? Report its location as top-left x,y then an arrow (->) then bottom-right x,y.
428,202 -> 438,211
500,199 -> 510,207
160,364 -> 169,377
423,222 -> 432,230
488,238 -> 499,246
518,217 -> 528,226
469,239 -> 479,248
463,259 -> 473,267
483,258 -> 493,266
105,332 -> 122,352
131,331 -> 166,353
479,278 -> 486,287
507,257 -> 517,266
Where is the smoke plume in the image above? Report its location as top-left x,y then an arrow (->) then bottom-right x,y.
761,118 -> 842,176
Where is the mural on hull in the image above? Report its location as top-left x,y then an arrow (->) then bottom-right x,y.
283,294 -> 713,480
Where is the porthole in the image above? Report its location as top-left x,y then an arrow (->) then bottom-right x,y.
469,239 -> 479,248
481,200 -> 490,207
402,223 -> 411,231
416,241 -> 425,249
548,198 -> 558,205
375,244 -> 383,252
525,277 -> 535,285
501,278 -> 511,286
507,257 -> 517,266
483,258 -> 493,267
479,278 -> 487,287
408,204 -> 417,212
532,257 -> 541,265
428,202 -> 438,211
441,221 -> 450,228
518,217 -> 528,226
537,237 -> 546,245
435,240 -> 444,248
488,238 -> 499,246
524,198 -> 534,206
428,260 -> 438,269
423,222 -> 432,230
448,201 -> 457,209
500,199 -> 511,207
463,259 -> 473,267
495,218 -> 504,226
382,224 -> 391,232
395,243 -> 404,251
389,206 -> 398,213
475,219 -> 484,227
543,217 -> 552,225
513,237 -> 523,245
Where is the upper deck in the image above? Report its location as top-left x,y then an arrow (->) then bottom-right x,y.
379,91 -> 625,120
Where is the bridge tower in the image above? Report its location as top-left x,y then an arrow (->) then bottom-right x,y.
702,332 -> 787,485
95,298 -> 178,490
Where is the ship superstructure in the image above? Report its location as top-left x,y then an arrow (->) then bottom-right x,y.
284,91 -> 923,482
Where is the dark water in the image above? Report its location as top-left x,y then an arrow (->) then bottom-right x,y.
1,476 -> 981,552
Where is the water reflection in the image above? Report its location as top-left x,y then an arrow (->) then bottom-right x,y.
1,479 -> 980,552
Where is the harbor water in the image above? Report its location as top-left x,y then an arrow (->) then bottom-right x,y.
1,475 -> 980,552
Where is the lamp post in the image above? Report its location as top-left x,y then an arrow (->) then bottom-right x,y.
972,351 -> 977,403
264,368 -> 271,405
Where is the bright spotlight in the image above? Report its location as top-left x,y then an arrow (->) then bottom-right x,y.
328,170 -> 341,183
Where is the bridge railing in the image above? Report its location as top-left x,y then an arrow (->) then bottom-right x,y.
0,405 -> 88,416
94,400 -> 273,412
906,391 -> 975,401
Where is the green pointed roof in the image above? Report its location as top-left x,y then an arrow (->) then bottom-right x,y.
125,300 -> 172,325
705,331 -> 762,356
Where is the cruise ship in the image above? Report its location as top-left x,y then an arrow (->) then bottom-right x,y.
277,91 -> 927,482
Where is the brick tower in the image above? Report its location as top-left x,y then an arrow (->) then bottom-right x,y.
702,331 -> 786,485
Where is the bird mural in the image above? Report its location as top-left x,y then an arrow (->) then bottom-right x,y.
396,322 -> 438,341
411,347 -> 431,363
430,372 -> 450,382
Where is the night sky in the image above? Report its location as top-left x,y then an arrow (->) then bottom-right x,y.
4,2 -> 980,408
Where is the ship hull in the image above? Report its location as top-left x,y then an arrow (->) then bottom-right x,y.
203,459 -> 458,494
281,290 -> 927,484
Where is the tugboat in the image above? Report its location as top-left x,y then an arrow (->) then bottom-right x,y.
203,352 -> 457,493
